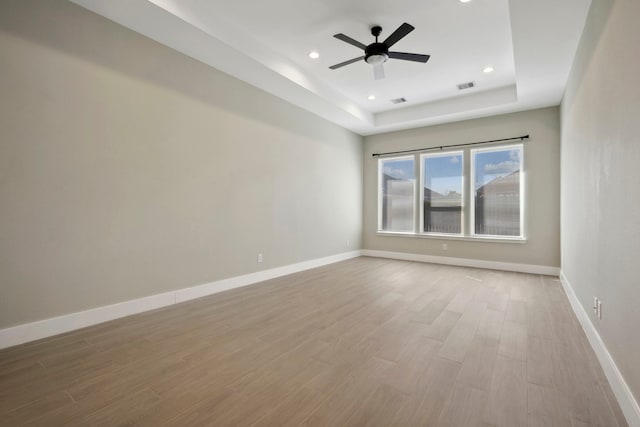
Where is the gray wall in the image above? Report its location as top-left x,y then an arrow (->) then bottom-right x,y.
561,0 -> 640,406
363,107 -> 561,268
0,0 -> 363,329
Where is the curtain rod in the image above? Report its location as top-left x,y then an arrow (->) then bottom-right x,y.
371,134 -> 530,157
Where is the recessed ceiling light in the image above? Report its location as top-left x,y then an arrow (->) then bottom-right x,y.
483,66 -> 495,73
368,95 -> 376,100
309,51 -> 320,59
460,0 -> 472,3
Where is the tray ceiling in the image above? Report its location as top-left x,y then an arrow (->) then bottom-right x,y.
70,0 -> 592,135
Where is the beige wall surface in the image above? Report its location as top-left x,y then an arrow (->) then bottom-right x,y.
0,0 -> 363,328
561,0 -> 640,406
363,107 -> 561,268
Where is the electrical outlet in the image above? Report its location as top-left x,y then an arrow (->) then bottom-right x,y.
442,243 -> 448,251
346,239 -> 350,247
257,253 -> 263,263
597,300 -> 602,319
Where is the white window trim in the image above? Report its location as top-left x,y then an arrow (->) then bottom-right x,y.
419,150 -> 464,236
377,155 -> 416,233
376,143 -> 526,243
376,230 -> 527,243
470,143 -> 524,239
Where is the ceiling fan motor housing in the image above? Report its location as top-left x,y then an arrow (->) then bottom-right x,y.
365,43 -> 389,65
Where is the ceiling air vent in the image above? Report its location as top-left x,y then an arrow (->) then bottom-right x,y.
391,97 -> 407,104
457,81 -> 476,90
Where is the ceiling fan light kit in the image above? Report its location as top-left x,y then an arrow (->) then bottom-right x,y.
329,22 -> 430,80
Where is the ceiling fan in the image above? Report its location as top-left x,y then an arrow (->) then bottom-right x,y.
329,23 -> 430,80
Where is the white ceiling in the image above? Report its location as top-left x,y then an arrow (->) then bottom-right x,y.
69,0 -> 592,136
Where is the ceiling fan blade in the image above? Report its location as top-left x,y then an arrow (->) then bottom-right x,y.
373,63 -> 385,80
329,56 -> 365,70
388,52 -> 431,63
333,33 -> 367,50
383,23 -> 415,47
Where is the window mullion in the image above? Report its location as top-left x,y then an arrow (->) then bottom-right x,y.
414,152 -> 421,234
464,147 -> 472,236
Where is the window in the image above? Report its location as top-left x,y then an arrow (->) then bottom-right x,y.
377,143 -> 524,240
421,152 -> 463,234
471,145 -> 522,237
379,156 -> 415,232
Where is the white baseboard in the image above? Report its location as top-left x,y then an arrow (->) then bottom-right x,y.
560,271 -> 640,427
173,250 -> 362,303
362,249 -> 560,276
0,249 -> 560,351
0,250 -> 362,350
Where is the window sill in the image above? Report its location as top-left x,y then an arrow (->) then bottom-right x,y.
375,231 -> 527,244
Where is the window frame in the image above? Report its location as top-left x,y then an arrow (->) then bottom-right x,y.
377,155 -> 417,234
376,143 -> 526,243
419,150 -> 465,237
470,143 -> 524,239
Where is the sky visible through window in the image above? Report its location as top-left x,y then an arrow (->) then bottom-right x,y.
382,149 -> 520,195
382,159 -> 414,181
474,148 -> 521,189
424,153 -> 462,196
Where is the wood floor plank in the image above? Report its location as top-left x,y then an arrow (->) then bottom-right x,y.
412,299 -> 449,324
498,320 -> 528,361
505,300 -> 528,324
0,258 -> 627,427
438,302 -> 487,363
381,337 -> 441,394
438,383 -> 489,427
423,310 -> 463,341
456,336 -> 500,391
483,355 -> 527,427
1,391 -> 74,427
487,288 -> 510,312
252,386 -> 327,427
343,383 -> 408,427
446,285 -> 479,313
527,336 -> 556,387
81,388 -> 160,427
301,357 -> 394,426
438,321 -> 479,363
390,357 -> 462,426
477,309 -> 505,341
527,382 -> 572,426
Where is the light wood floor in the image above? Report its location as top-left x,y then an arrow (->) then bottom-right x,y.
0,257 -> 628,426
